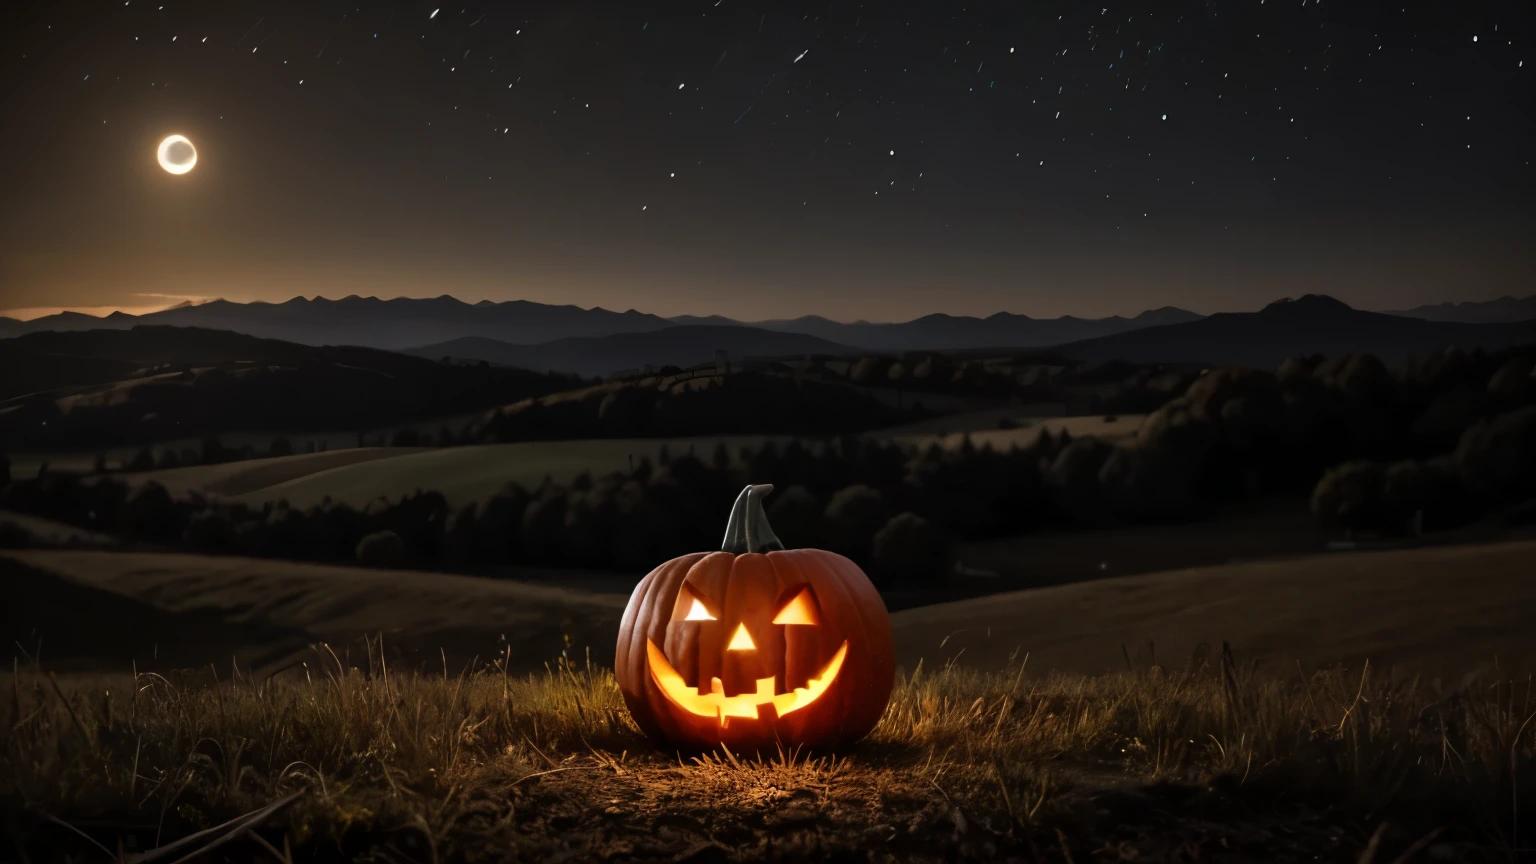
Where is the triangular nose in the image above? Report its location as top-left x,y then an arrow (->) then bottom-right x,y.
726,623 -> 756,651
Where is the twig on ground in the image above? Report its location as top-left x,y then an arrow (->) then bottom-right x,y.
128,789 -> 305,864
1386,827 -> 1444,864
39,813 -> 117,861
1355,821 -> 1389,864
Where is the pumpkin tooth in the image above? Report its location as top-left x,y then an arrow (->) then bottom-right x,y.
644,639 -> 848,723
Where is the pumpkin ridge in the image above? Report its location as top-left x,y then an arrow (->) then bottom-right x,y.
763,551 -> 812,700
767,549 -> 847,739
642,553 -> 713,743
778,547 -> 893,740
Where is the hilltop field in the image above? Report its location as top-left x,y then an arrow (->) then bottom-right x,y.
6,541 -> 1536,862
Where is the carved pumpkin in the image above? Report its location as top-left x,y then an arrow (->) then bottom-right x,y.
616,484 -> 896,750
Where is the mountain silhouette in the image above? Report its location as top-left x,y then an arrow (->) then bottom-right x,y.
1,295 -> 1201,353
0,296 -> 676,351
6,294 -> 1525,363
406,325 -> 858,378
1056,294 -> 1536,368
670,306 -> 1205,350
1384,295 -> 1536,324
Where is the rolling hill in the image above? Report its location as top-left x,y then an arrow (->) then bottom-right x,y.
890,538 -> 1536,679
0,326 -> 582,449
1056,294 -> 1536,368
7,539 -> 1535,678
406,325 -> 859,377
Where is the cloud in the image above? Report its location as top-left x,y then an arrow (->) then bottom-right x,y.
130,293 -> 218,305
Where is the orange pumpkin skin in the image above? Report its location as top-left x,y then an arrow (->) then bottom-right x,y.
616,489 -> 895,751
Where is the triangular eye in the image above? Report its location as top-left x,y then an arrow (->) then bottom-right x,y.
727,624 -> 756,651
675,584 -> 716,621
773,587 -> 819,626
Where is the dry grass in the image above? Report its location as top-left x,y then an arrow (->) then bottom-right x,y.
5,643 -> 1533,862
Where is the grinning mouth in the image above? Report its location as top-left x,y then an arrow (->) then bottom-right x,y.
646,639 -> 849,725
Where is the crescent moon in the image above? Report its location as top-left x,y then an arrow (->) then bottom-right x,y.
157,134 -> 197,175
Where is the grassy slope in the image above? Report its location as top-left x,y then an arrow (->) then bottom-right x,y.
127,447 -> 427,497
0,511 -> 120,547
12,541 -> 1536,848
9,540 -> 1536,682
111,413 -> 1148,510
1,550 -> 625,674
893,539 -> 1536,681
228,437 -> 785,509
942,499 -> 1325,590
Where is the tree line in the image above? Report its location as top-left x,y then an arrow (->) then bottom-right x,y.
2,346 -> 1532,580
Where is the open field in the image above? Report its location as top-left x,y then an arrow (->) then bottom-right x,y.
89,412 -> 1148,509
9,540 -> 1536,682
876,408 -> 1144,441
4,411 -> 488,481
227,437 -> 788,509
893,538 -> 1536,682
885,413 -> 1145,454
101,437 -> 779,509
128,447 -> 430,498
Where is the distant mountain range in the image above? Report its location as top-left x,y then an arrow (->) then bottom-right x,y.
1056,295 -> 1536,368
671,307 -> 1205,351
4,294 -> 1532,374
0,296 -> 674,350
406,326 -> 857,378
1384,295 -> 1536,324
0,295 -> 1205,353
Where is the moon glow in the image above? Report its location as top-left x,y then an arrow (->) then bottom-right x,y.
157,135 -> 197,175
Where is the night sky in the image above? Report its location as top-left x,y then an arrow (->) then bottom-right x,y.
1,0 -> 1531,322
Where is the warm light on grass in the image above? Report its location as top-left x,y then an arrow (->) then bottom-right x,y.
3,642 -> 1532,860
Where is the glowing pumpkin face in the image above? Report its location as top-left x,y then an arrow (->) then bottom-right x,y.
616,485 -> 895,750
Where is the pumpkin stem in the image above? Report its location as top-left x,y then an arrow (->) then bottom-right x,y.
721,484 -> 786,554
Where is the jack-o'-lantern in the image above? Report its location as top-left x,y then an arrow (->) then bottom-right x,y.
616,484 -> 896,750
